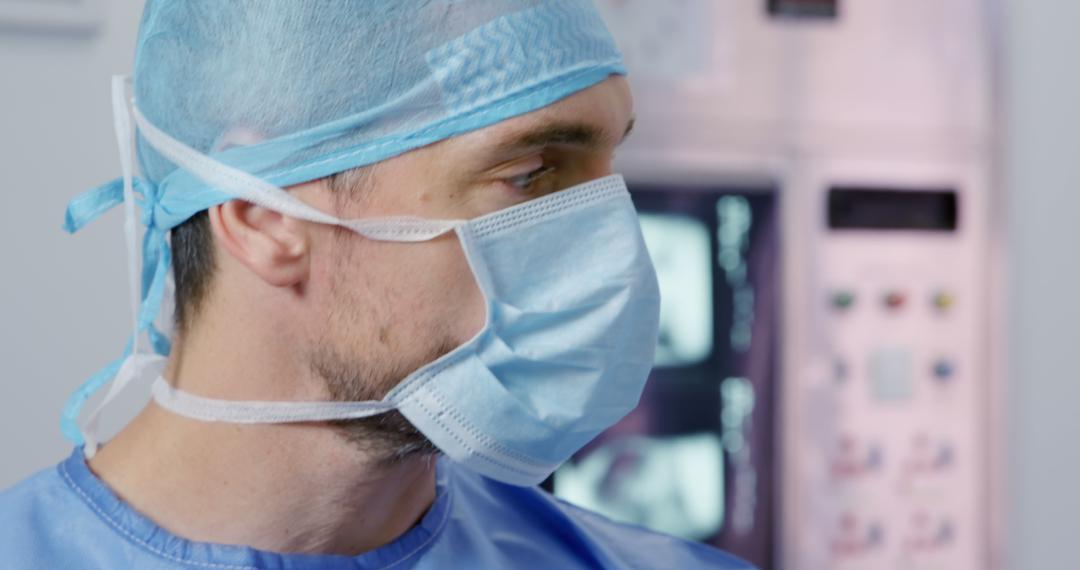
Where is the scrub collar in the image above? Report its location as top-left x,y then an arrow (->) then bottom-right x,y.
57,448 -> 453,569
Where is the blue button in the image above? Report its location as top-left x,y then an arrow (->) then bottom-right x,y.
866,444 -> 884,470
834,357 -> 850,384
933,360 -> 955,381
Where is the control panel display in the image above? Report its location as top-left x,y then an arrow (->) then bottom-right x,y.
828,187 -> 959,231
768,0 -> 839,18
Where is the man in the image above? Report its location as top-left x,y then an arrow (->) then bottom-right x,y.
0,1 -> 753,568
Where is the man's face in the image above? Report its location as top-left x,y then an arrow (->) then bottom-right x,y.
302,76 -> 635,457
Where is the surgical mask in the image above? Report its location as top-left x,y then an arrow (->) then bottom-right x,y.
76,84 -> 661,486
151,173 -> 660,485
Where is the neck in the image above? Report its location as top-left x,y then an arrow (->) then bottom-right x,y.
87,326 -> 437,556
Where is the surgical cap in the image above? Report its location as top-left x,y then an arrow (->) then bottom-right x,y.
60,0 -> 626,445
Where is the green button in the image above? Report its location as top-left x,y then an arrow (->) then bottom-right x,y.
832,291 -> 856,310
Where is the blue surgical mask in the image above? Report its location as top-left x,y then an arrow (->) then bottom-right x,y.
71,91 -> 660,486
151,172 -> 661,486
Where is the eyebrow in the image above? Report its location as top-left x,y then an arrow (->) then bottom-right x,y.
491,117 -> 636,157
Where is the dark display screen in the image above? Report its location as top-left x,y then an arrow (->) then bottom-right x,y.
768,0 -> 839,18
828,187 -> 959,231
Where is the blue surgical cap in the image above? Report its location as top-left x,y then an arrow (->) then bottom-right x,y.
61,0 -> 626,445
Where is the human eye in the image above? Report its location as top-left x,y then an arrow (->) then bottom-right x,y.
504,165 -> 556,192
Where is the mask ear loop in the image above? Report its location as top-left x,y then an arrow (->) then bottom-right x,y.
70,79 -> 470,448
115,75 -> 140,350
78,76 -> 167,458
130,104 -> 466,243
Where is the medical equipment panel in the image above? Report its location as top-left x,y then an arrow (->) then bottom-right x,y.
578,1 -> 1001,568
785,158 -> 993,570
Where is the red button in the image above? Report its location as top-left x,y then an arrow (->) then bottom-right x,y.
885,292 -> 907,310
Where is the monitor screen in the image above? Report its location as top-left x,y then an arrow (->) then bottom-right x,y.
548,183 -> 780,569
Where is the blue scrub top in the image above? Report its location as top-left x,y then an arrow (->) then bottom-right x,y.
0,449 -> 753,569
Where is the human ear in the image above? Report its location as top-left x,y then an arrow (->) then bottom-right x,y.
207,200 -> 310,288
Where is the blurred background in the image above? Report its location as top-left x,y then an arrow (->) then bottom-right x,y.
1,0 -> 1077,568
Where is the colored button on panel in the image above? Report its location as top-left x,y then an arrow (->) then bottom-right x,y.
933,291 -> 956,312
833,357 -> 850,385
866,443 -> 884,470
884,291 -> 907,311
832,291 -> 857,311
933,359 -> 956,382
935,444 -> 954,469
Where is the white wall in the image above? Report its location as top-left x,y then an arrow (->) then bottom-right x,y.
1004,1 -> 1080,569
0,0 -> 144,488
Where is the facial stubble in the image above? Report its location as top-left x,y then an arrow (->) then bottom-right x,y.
307,231 -> 463,465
